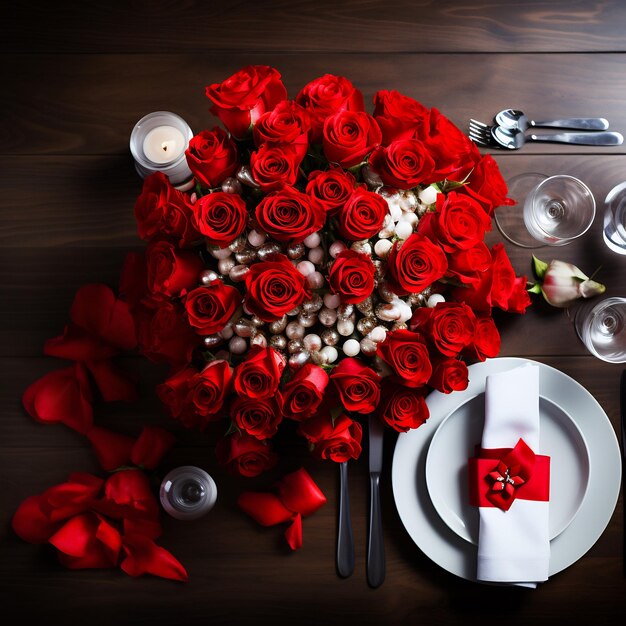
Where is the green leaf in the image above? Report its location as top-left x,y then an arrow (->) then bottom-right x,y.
527,283 -> 542,295
532,255 -> 549,280
330,405 -> 344,425
224,421 -> 240,437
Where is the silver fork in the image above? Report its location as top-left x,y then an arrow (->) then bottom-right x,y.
468,119 -> 495,146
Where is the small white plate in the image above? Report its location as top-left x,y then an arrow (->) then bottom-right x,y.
425,394 -> 590,544
392,357 -> 621,582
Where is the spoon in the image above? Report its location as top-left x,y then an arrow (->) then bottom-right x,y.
495,109 -> 609,132
491,125 -> 623,150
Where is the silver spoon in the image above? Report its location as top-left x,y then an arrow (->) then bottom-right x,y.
491,125 -> 623,150
495,109 -> 609,132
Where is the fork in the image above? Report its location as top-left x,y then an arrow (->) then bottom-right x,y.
468,119 -> 496,146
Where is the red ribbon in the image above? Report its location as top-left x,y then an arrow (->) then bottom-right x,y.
469,438 -> 550,512
237,467 -> 326,550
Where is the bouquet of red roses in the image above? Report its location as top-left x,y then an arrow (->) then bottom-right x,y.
126,65 -> 530,478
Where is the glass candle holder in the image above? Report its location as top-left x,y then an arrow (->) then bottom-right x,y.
159,466 -> 217,520
130,111 -> 194,190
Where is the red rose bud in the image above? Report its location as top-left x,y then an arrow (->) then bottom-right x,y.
215,431 -> 279,477
418,191 -> 491,253
305,168 -> 356,215
157,367 -> 197,419
187,360 -> 233,420
376,379 -> 429,432
462,155 -> 514,216
230,393 -> 284,440
145,240 -> 204,297
250,143 -> 302,191
255,186 -> 326,243
233,346 -> 285,399
193,191 -> 248,247
298,413 -> 363,463
244,253 -> 311,322
489,244 -> 532,314
369,139 -> 436,189
185,127 -> 238,189
467,316 -> 501,362
330,357 -> 381,414
373,90 -> 431,144
184,282 -> 241,335
205,65 -> 287,139
322,109 -> 382,168
429,358 -> 469,394
282,364 -> 329,421
376,329 -> 432,388
337,187 -> 388,241
296,74 -> 365,143
328,249 -> 375,304
446,242 -> 492,286
253,100 -> 311,159
387,233 -> 448,295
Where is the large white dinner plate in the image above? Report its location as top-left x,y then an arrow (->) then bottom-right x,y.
392,357 -> 621,582
425,394 -> 590,544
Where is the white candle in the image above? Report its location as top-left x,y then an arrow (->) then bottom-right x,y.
142,125 -> 186,164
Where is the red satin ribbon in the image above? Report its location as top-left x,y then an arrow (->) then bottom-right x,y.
469,438 -> 550,512
237,467 -> 326,550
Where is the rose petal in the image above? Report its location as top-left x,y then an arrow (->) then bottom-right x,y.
121,535 -> 188,581
86,427 -> 135,471
85,359 -> 137,403
12,494 -> 60,543
131,426 -> 176,469
284,513 -> 303,550
44,324 -> 118,361
274,468 -> 327,518
237,492 -> 293,526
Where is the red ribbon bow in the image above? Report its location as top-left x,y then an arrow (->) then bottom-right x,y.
237,468 -> 326,550
469,438 -> 550,512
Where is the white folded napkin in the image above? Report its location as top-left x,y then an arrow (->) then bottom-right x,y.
476,363 -> 550,587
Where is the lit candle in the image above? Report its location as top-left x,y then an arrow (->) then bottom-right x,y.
130,111 -> 194,190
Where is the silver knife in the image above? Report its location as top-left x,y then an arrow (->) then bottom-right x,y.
367,414 -> 385,588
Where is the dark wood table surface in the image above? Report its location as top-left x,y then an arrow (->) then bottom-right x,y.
2,1 -> 626,624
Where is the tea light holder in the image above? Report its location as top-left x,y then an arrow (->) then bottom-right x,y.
130,111 -> 194,190
159,466 -> 217,520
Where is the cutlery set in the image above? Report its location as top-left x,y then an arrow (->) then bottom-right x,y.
468,108 -> 623,149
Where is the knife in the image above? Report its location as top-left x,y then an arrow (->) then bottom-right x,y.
367,414 -> 386,588
621,370 -> 625,576
336,461 -> 354,578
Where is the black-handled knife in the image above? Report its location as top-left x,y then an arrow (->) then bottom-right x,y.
337,461 -> 354,578
367,414 -> 385,588
621,370 -> 625,576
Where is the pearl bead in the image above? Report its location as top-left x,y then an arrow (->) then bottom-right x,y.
229,336 -> 247,354
200,269 -> 219,285
269,316 -> 288,334
247,229 -> 266,247
304,232 -> 321,248
376,303 -> 401,321
219,325 -> 234,340
287,243 -> 306,259
308,246 -> 325,265
321,329 -> 340,346
297,260 -> 315,277
360,337 -> 377,355
270,335 -> 287,351
221,177 -> 243,194
320,346 -> 338,363
400,191 -> 419,211
289,351 -> 310,370
374,239 -> 392,259
212,247 -> 233,260
394,219 -> 414,240
418,185 -> 438,206
203,335 -> 222,348
351,241 -> 372,255
356,316 -> 376,335
229,236 -> 247,253
378,283 -> 396,303
361,165 -> 383,188
318,307 -> 338,327
235,320 -> 254,337
229,264 -> 249,282
286,322 -> 305,340
302,293 -> 323,312
403,211 -> 419,226
218,258 -> 236,274
303,334 -> 322,352
337,304 -> 354,320
368,326 -> 387,343
298,311 -> 317,328
251,333 -> 267,348
356,297 -> 373,314
288,339 -> 304,354
398,302 -> 413,323
310,350 -> 327,365
306,271 -> 324,289
323,293 -> 341,309
342,339 -> 361,357
428,293 -> 446,308
337,319 -> 354,336
329,241 -> 347,258
257,243 -> 281,261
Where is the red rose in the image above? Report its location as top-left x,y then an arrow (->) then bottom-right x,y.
463,155 -> 514,216
387,233 -> 448,295
296,74 -> 365,143
418,191 -> 491,253
156,366 -> 197,419
255,186 -> 326,243
446,242 -> 492,286
244,254 -> 312,322
205,65 -> 287,138
298,413 -> 363,462
184,282 -> 241,335
328,250 -> 375,304
215,431 -> 278,477
185,127 -> 238,188
490,244 -> 532,313
425,108 -> 481,181
410,302 -> 476,357
429,358 -> 469,394
145,240 -> 204,297
336,187 -> 388,241
330,357 -> 380,414
373,90 -> 431,144
369,139 -> 436,189
134,172 -> 199,247
376,329 -> 432,388
193,191 -> 248,247
306,168 -> 356,215
233,346 -> 285,399
467,316 -> 501,362
250,144 -> 302,191
376,379 -> 429,432
282,364 -> 329,421
187,360 -> 232,422
230,393 -> 284,440
253,100 -> 311,159
322,110 -> 382,168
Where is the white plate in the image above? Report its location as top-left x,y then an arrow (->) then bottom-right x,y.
425,394 -> 590,544
392,357 -> 621,581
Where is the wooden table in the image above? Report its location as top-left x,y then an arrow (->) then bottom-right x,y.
2,1 -> 625,624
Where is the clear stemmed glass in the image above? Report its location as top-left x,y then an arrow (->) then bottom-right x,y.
574,297 -> 626,363
494,174 -> 596,248
603,181 -> 626,254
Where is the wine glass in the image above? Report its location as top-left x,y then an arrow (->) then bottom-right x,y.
603,181 -> 626,254
159,466 -> 217,520
574,297 -> 626,363
494,174 -> 596,248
